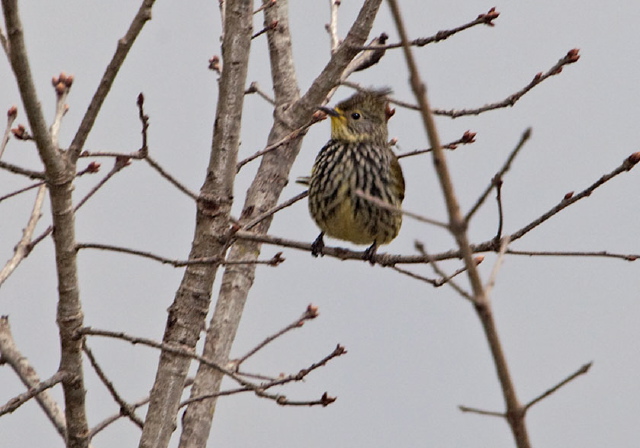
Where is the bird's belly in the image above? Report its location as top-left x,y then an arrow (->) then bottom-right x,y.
314,190 -> 401,246
321,196 -> 378,245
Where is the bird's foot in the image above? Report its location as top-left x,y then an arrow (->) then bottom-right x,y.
311,233 -> 325,257
363,242 -> 378,265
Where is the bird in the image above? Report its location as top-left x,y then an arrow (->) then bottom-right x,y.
301,88 -> 405,261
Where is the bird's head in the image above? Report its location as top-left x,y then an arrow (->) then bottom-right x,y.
319,88 -> 391,143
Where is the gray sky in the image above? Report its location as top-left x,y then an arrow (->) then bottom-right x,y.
1,1 -> 640,447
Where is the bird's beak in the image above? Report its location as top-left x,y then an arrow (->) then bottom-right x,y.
317,106 -> 340,117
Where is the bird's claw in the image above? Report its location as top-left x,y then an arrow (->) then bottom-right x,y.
363,242 -> 378,265
311,233 -> 325,257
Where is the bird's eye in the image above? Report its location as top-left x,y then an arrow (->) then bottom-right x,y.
351,112 -> 361,120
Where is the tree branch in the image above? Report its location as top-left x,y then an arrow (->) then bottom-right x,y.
68,0 -> 156,162
0,316 -> 67,439
0,184 -> 45,286
387,1 -> 530,447
140,1 -> 255,447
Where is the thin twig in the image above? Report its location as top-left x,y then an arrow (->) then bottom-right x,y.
466,128 -> 531,222
0,105 -> 17,159
0,371 -> 67,417
0,184 -> 46,286
493,175 -> 504,242
0,160 -> 98,204
0,160 -> 45,179
484,236 -> 510,298
236,119 -> 320,171
68,0 -> 157,162
355,190 -> 448,228
458,405 -> 505,417
390,265 -> 440,286
245,81 -> 275,105
232,305 -> 319,368
252,19 -> 278,39
396,130 -> 476,159
79,149 -> 143,158
0,316 -> 67,439
414,241 -> 473,300
0,180 -> 44,203
354,7 -> 500,51
88,378 -> 194,440
253,0 -> 276,15
0,24 -> 7,55
508,152 -> 640,244
389,51 -> 580,119
79,327 -> 231,374
433,50 -> 580,118
523,362 -> 592,412
327,0 -> 341,53
80,327 -> 342,408
242,191 -> 308,230
76,242 -> 284,267
50,73 -> 72,149
186,345 -> 345,408
388,1 -> 530,446
28,157 -> 130,250
144,154 -> 199,200
506,249 -> 639,261
83,342 -> 144,428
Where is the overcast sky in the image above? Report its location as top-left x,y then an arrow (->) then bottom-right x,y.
1,1 -> 640,447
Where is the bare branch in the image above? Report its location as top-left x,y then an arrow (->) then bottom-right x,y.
524,362 -> 592,412
2,3 -> 90,446
506,249 -> 639,261
0,371 -> 67,417
232,304 -> 319,368
80,326 -> 344,410
0,180 -> 44,203
0,105 -> 17,159
76,242 -> 285,267
396,130 -> 476,159
0,184 -> 45,286
252,19 -> 278,39
0,316 -> 67,439
326,0 -> 341,53
28,157 -> 131,250
390,51 -> 580,119
387,2 -> 531,447
0,23 -> 7,55
355,189 -> 448,228
241,191 -> 308,231
83,343 -> 144,428
143,154 -> 199,200
508,152 -> 640,244
253,0 -> 276,15
484,236 -> 510,298
236,116 -> 321,171
68,0 -> 157,161
357,7 -> 500,51
0,159 -> 45,179
245,81 -> 275,105
390,265 -> 444,286
1,0 -> 63,174
434,49 -> 580,118
466,128 -> 531,222
493,175 -> 505,241
50,72 -> 73,148
458,405 -> 505,418
414,241 -> 474,301
89,378 -> 194,440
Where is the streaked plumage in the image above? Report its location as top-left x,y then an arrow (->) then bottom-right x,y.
306,89 -> 405,258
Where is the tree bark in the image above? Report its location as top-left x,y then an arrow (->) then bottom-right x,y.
138,1 -> 254,448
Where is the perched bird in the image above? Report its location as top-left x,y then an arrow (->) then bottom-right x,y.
303,88 -> 405,260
